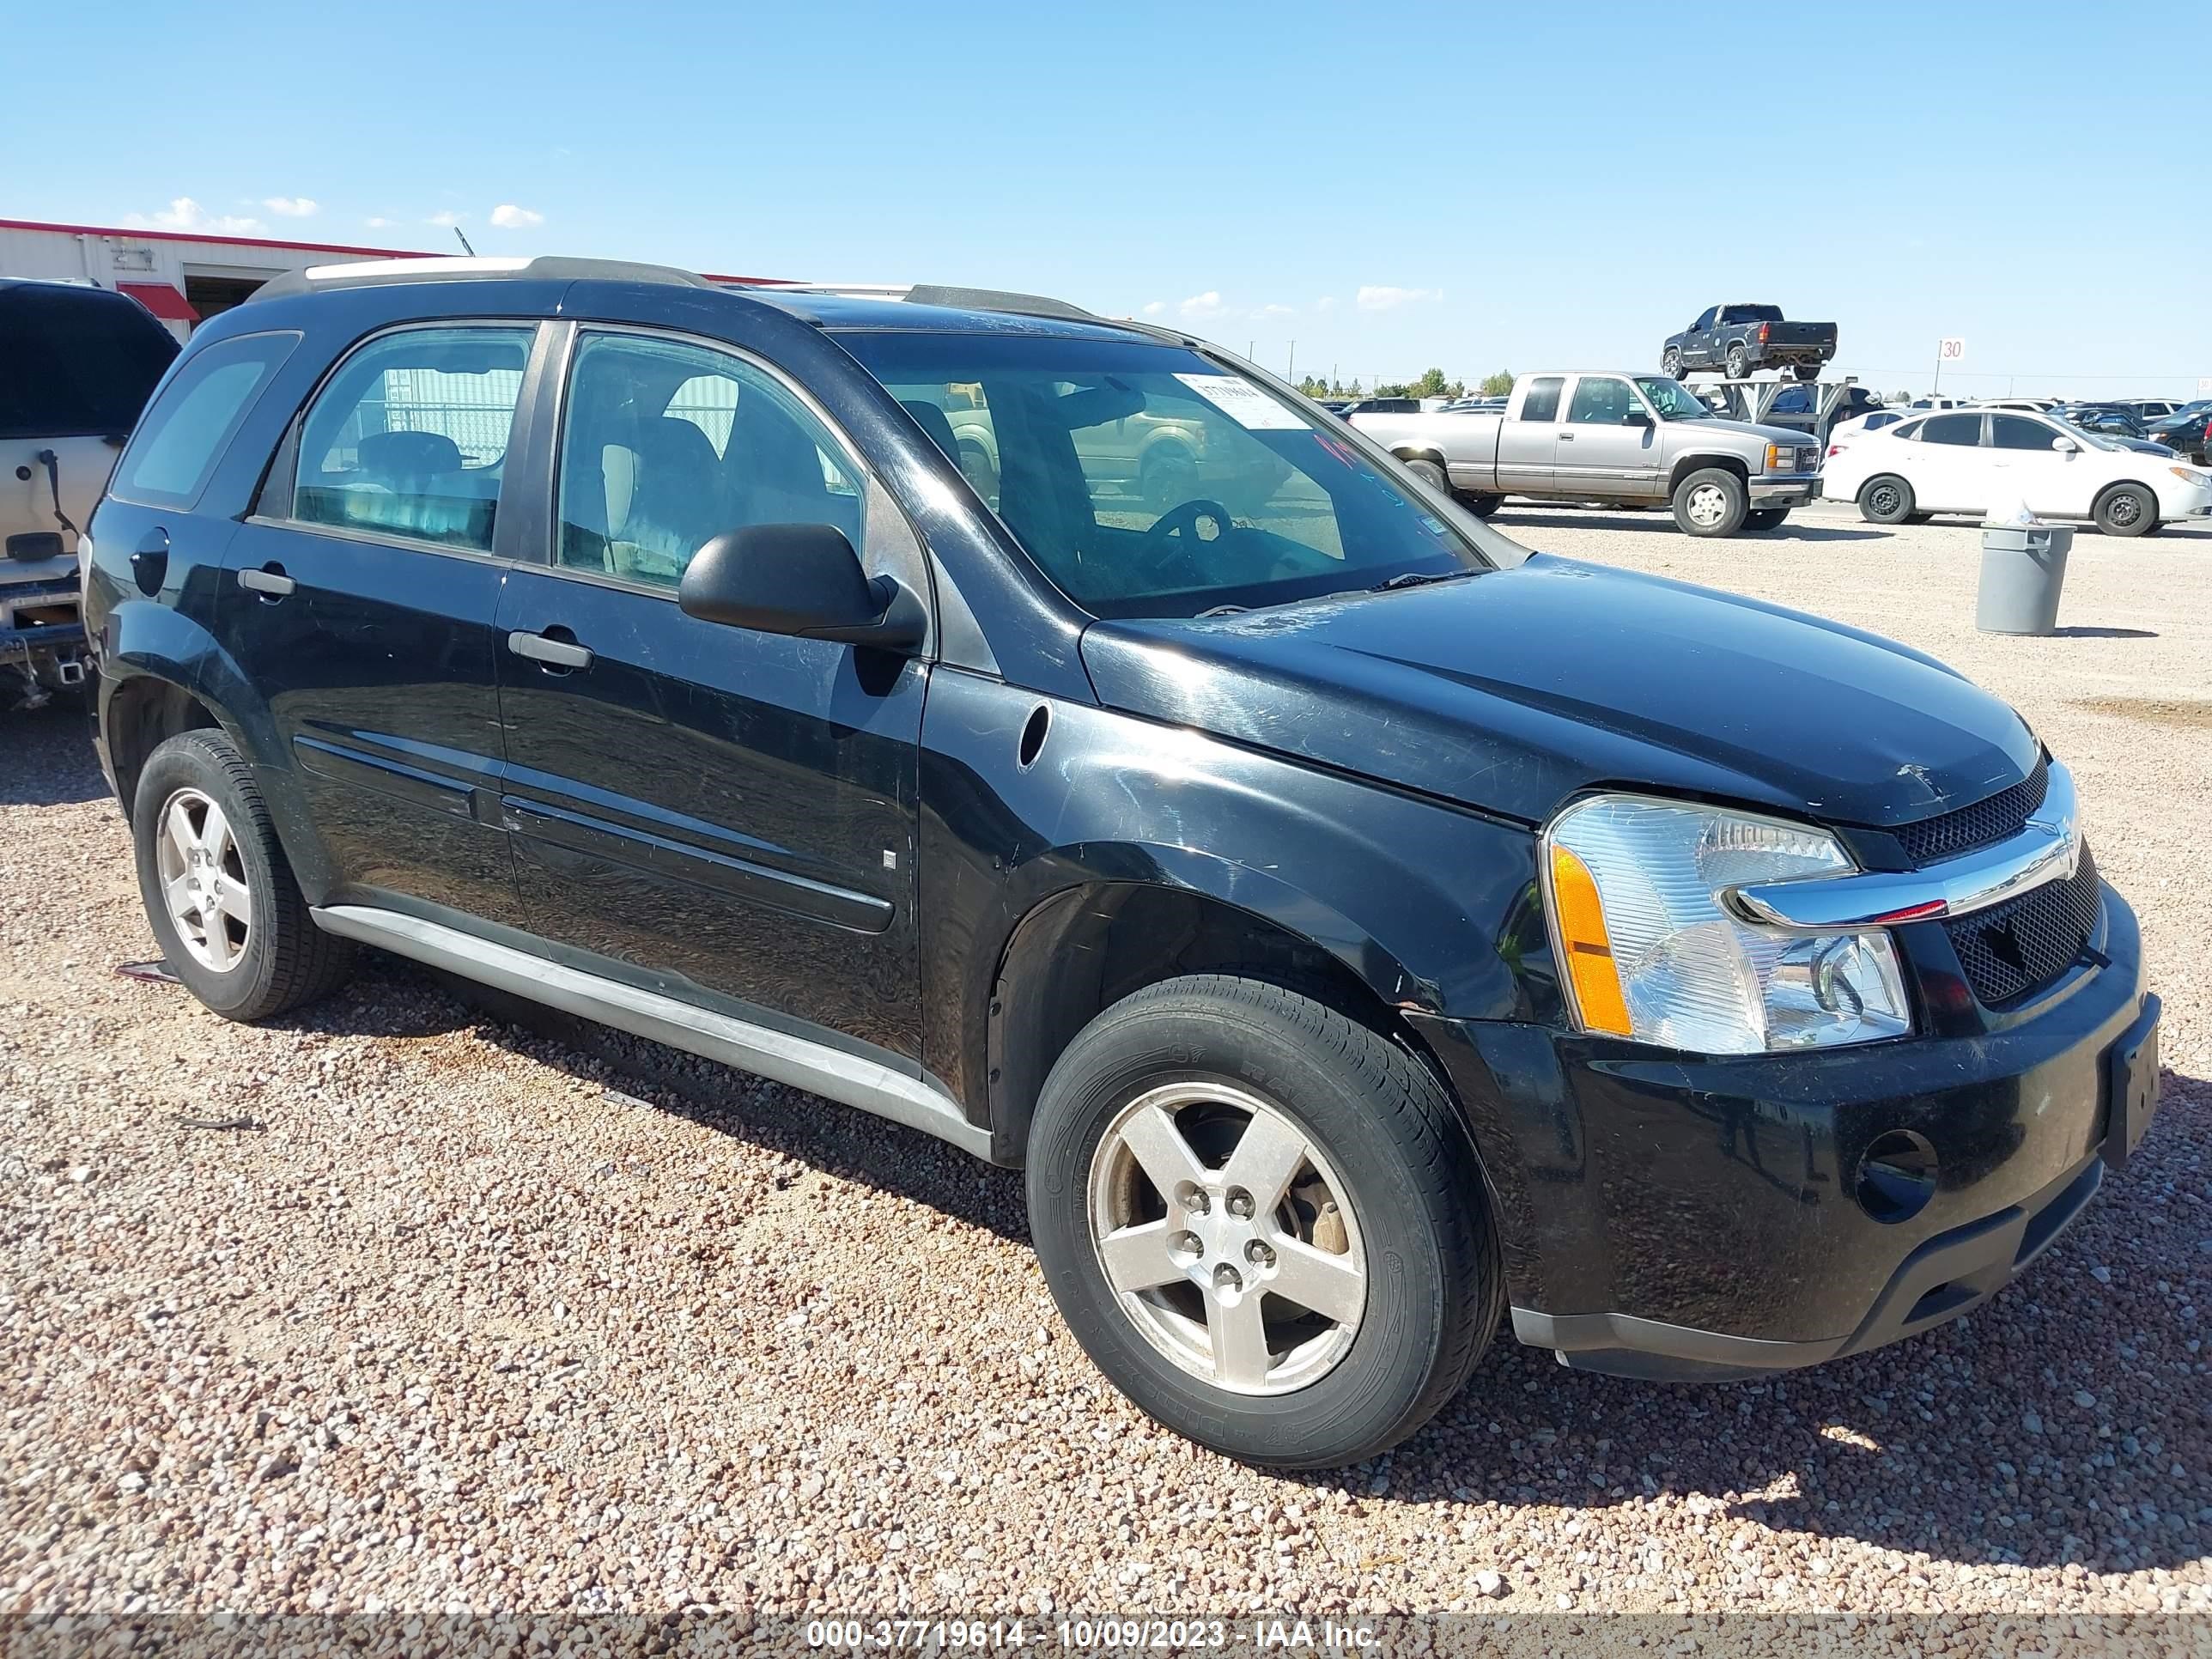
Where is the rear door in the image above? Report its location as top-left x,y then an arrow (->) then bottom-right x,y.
1497,376 -> 1565,491
493,323 -> 929,1064
219,320 -> 543,926
1907,411 -> 1990,510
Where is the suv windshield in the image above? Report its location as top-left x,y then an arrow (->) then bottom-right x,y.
0,284 -> 179,439
839,331 -> 1493,618
1633,376 -> 1712,420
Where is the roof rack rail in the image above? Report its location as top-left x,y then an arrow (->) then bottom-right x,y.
779,282 -> 1099,324
249,255 -> 714,304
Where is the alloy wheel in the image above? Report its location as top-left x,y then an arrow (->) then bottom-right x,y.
1086,1081 -> 1367,1396
155,788 -> 252,972
1686,483 -> 1730,528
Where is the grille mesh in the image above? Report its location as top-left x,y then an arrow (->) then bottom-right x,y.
1893,756 -> 2050,866
1942,843 -> 2102,1006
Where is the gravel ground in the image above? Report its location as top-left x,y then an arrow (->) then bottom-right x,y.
3,503 -> 2209,1643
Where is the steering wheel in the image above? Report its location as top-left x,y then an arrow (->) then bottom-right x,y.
1133,498 -> 1233,581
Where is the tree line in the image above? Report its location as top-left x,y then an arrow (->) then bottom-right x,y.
1294,369 -> 1517,401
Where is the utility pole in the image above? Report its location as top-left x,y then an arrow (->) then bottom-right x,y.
1288,340 -> 1296,382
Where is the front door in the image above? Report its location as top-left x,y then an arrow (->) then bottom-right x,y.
1556,376 -> 1663,498
218,321 -> 538,925
1908,411 -> 1991,512
1988,414 -> 2080,518
494,326 -> 928,1065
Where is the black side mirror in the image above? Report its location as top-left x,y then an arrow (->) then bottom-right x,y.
678,523 -> 926,652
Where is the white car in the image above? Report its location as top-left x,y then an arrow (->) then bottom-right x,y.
1825,407 -> 1914,449
1821,407 -> 2212,537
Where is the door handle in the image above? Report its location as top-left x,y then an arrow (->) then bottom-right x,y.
507,629 -> 594,671
1558,432 -> 1576,441
237,564 -> 295,599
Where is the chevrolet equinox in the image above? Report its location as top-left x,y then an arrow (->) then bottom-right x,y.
82,258 -> 2161,1467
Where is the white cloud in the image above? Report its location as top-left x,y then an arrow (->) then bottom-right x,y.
1316,295 -> 1338,312
1357,284 -> 1443,312
1177,290 -> 1225,320
427,210 -> 466,227
128,197 -> 266,237
1258,303 -> 1295,319
262,196 -> 318,218
1140,301 -> 1167,317
364,216 -> 395,229
489,204 -> 544,229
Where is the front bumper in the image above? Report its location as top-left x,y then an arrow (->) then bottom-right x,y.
1750,475 -> 1817,508
1412,884 -> 2157,1381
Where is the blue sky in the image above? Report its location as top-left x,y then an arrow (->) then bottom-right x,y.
9,1 -> 2208,398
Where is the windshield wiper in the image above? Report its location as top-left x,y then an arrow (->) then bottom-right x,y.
1372,569 -> 1476,592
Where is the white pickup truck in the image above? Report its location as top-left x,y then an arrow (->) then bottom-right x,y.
1352,370 -> 1824,538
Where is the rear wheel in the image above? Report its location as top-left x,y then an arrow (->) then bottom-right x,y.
1859,474 -> 1916,525
1743,507 -> 1790,532
1672,467 -> 1748,536
1792,364 -> 1821,383
131,729 -> 354,1022
1454,491 -> 1504,518
1141,447 -> 1199,515
1026,975 -> 1503,1468
1403,457 -> 1448,492
2093,483 -> 2157,537
1724,343 -> 1751,379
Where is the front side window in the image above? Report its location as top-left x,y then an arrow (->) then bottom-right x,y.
1691,307 -> 1717,330
1991,415 -> 2058,452
110,331 -> 299,507
1519,377 -> 1564,423
1633,378 -> 1711,421
292,325 -> 532,551
1567,378 -> 1638,425
556,331 -> 863,591
1922,413 -> 1983,447
841,331 -> 1493,620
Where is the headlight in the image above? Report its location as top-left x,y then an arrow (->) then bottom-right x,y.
1765,442 -> 1806,472
1543,795 -> 1912,1054
2170,465 -> 2210,485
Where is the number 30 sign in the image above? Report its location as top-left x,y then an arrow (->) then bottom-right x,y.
1938,338 -> 1966,362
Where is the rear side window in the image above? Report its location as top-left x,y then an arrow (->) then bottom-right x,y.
0,285 -> 179,439
291,325 -> 533,552
109,331 -> 300,508
1520,378 -> 1564,422
1922,414 -> 1983,446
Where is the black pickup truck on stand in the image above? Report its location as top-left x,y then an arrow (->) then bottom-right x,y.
1663,304 -> 1838,382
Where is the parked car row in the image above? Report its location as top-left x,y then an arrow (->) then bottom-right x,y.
80,256 -> 2160,1468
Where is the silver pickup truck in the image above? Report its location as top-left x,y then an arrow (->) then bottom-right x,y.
1352,370 -> 1824,538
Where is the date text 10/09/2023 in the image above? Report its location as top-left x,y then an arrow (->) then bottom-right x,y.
805,1619 -> 1383,1650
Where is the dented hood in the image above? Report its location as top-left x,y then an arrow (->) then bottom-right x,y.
1078,556 -> 2039,829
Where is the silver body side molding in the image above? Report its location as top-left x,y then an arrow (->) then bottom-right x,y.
311,904 -> 994,1160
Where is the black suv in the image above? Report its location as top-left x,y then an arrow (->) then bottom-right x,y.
83,258 -> 2160,1468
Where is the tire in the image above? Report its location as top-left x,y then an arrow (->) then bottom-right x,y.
1662,348 -> 1684,380
1743,508 -> 1790,532
1792,364 -> 1821,383
2093,483 -> 2158,538
131,728 -> 354,1022
1905,512 -> 1935,525
1140,447 -> 1199,515
1858,474 -> 1916,525
1671,466 -> 1748,537
1403,457 -> 1448,491
1453,491 -> 1504,518
1025,975 -> 1503,1468
1724,343 -> 1750,380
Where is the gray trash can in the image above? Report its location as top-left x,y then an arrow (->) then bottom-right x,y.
1976,523 -> 2073,635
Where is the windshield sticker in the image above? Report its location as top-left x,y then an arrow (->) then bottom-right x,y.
1173,373 -> 1306,430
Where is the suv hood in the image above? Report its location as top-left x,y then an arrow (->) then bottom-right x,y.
1079,557 -> 2037,830
1696,416 -> 1815,448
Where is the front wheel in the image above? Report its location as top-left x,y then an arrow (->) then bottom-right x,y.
2093,483 -> 2158,537
1672,467 -> 1748,536
1743,507 -> 1790,532
1662,348 -> 1684,380
1858,474 -> 1917,525
1025,975 -> 1503,1468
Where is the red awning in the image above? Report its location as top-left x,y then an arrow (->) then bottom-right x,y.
117,282 -> 199,322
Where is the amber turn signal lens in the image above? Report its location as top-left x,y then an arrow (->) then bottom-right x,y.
1548,843 -> 1633,1036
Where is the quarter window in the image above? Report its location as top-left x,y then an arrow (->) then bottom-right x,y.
291,325 -> 533,552
110,331 -> 299,508
1922,414 -> 1983,447
1520,377 -> 1564,423
555,332 -> 864,592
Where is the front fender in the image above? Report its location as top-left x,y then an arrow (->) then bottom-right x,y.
916,671 -> 1547,1122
